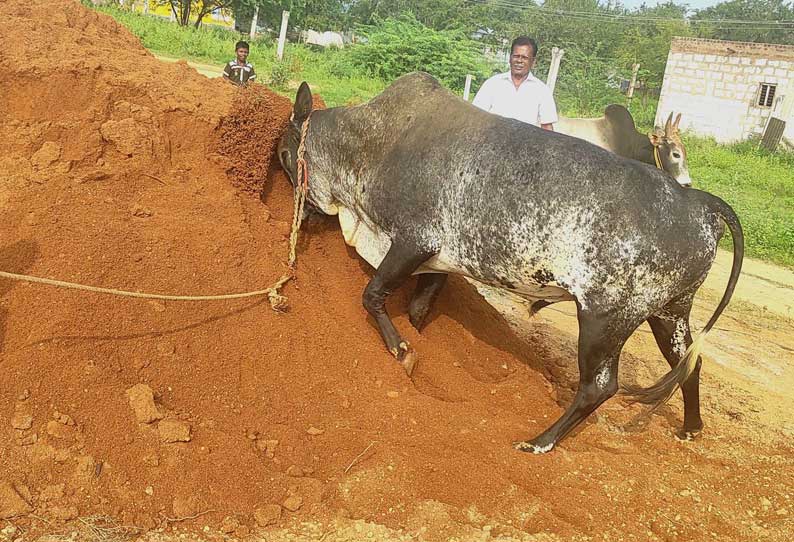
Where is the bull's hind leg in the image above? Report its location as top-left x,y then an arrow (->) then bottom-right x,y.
362,241 -> 436,373
409,273 -> 447,330
515,309 -> 640,453
647,297 -> 703,439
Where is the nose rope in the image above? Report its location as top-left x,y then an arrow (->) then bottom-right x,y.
288,112 -> 312,269
653,145 -> 663,170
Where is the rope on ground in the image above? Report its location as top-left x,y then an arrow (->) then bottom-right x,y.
0,117 -> 313,312
0,270 -> 292,303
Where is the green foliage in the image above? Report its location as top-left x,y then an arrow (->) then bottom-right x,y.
686,136 -> 794,267
268,56 -> 299,89
345,15 -> 491,91
693,0 -> 794,45
552,49 -> 627,117
233,0 -> 350,34
350,0 -> 476,30
288,46 -> 386,105
97,5 -> 271,63
97,4 -> 382,106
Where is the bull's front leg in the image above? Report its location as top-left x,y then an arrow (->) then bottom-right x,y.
362,241 -> 436,376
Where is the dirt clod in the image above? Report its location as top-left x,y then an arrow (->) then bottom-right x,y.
282,495 -> 304,512
49,505 -> 79,521
10,413 -> 32,430
126,384 -> 163,424
39,484 -> 65,502
0,482 -> 32,519
254,504 -> 282,527
158,420 -> 191,443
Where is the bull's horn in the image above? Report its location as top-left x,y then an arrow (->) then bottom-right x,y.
673,112 -> 682,131
664,112 -> 673,133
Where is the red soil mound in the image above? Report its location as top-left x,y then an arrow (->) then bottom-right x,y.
1,2 -> 791,541
216,86 -> 293,193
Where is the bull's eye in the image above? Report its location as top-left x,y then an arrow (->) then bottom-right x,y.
672,152 -> 682,159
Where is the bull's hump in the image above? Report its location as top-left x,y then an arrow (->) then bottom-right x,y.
368,72 -> 452,112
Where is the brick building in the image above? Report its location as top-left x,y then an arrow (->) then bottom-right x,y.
656,37 -> 794,144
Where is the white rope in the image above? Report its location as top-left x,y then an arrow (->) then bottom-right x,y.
0,270 -> 290,301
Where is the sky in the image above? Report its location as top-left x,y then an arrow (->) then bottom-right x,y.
619,0 -> 724,10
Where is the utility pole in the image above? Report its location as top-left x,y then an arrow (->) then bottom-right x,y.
627,63 -> 640,99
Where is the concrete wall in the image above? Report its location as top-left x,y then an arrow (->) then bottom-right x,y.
656,38 -> 794,143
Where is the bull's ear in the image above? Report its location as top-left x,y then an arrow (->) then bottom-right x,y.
294,82 -> 313,123
648,128 -> 663,146
664,112 -> 673,134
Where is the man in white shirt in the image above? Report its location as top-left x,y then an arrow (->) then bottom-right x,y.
473,36 -> 558,130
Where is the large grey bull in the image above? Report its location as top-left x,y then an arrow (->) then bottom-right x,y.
278,72 -> 743,453
556,105 -> 692,187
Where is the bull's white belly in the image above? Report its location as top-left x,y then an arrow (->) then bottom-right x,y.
337,206 -> 392,268
336,206 -> 572,305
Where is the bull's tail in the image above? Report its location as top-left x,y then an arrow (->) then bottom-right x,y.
623,192 -> 744,408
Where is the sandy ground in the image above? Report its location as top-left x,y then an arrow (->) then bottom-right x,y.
155,55 -> 224,79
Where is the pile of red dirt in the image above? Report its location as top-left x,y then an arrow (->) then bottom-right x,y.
1,2 -> 792,541
216,87 -> 326,193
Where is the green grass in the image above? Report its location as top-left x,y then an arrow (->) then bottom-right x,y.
97,5 -> 794,269
94,5 -> 384,107
685,136 -> 794,268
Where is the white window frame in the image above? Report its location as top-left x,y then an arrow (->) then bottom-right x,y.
757,83 -> 777,108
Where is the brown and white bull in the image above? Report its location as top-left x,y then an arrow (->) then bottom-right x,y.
557,105 -> 692,187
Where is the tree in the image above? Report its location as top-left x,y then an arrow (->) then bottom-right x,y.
232,0 -> 348,34
692,0 -> 794,45
615,2 -> 694,88
156,0 -> 234,27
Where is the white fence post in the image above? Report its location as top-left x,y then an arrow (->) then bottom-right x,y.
249,4 -> 259,40
546,47 -> 564,94
627,63 -> 640,98
463,74 -> 473,101
277,10 -> 290,60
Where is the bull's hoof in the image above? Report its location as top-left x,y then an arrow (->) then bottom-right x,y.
408,312 -> 426,331
389,342 -> 418,376
675,428 -> 702,442
401,349 -> 418,377
513,440 -> 555,454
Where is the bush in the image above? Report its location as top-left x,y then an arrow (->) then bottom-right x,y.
345,14 -> 491,91
268,56 -> 300,89
553,49 -> 629,117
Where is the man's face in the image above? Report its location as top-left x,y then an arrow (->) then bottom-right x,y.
236,47 -> 249,63
510,44 -> 534,78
